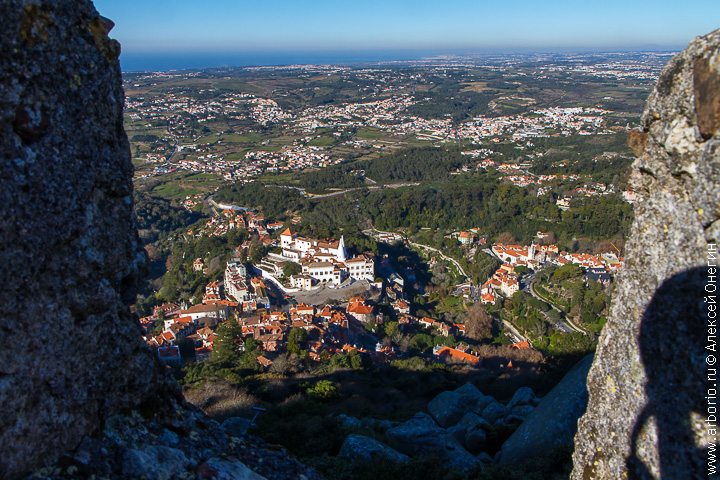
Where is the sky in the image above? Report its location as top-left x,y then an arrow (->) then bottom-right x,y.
94,0 -> 720,68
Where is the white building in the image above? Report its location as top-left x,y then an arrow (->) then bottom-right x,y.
302,261 -> 343,285
492,243 -> 535,265
224,260 -> 248,302
290,274 -> 315,290
280,228 -> 348,262
279,228 -> 374,287
345,254 -> 375,281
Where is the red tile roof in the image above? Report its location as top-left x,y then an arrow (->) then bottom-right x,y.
434,346 -> 480,366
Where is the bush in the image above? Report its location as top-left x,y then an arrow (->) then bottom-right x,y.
390,357 -> 442,372
306,380 -> 339,399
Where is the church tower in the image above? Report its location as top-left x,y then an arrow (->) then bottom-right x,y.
280,227 -> 294,249
337,235 -> 348,262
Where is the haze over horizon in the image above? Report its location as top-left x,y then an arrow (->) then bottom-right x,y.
95,0 -> 719,71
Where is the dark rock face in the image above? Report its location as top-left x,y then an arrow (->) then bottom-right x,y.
571,30 -> 720,479
497,355 -> 592,465
201,458 -> 267,480
480,400 -> 508,424
507,387 -> 538,409
427,390 -> 467,427
338,434 -> 410,464
426,383 -> 495,428
23,399 -> 319,480
447,411 -> 491,452
122,446 -> 190,480
385,412 -> 480,471
454,382 -> 494,410
0,1 -> 160,477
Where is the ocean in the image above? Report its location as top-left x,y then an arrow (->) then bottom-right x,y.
119,50 -> 438,72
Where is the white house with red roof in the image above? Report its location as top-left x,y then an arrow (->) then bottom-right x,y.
458,231 -> 474,245
346,297 -> 374,323
481,263 -> 520,300
392,299 -> 410,315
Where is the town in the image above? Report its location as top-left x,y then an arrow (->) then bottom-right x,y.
127,52 -> 650,479
140,200 -> 623,370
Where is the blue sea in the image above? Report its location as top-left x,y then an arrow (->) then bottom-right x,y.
119,47 -> 680,73
119,50 -> 440,72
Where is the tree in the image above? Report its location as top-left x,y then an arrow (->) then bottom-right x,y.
539,231 -> 557,245
330,353 -> 350,370
306,380 -> 338,399
249,239 -> 267,264
464,303 -> 494,342
282,261 -> 302,278
496,231 -> 517,244
211,320 -> 244,366
552,264 -> 583,283
409,333 -> 434,353
287,327 -> 308,355
244,337 -> 261,353
433,334 -> 457,347
237,338 -> 262,371
347,350 -> 364,370
474,253 -> 502,283
144,243 -> 161,262
514,265 -> 530,277
383,321 -> 403,344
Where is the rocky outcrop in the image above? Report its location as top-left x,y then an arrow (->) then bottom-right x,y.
498,354 -> 592,465
0,1 -> 162,477
507,387 -> 539,409
336,413 -> 397,432
122,446 -> 191,480
448,412 -> 491,453
385,412 -> 481,471
347,382 -> 542,470
201,458 -> 267,480
0,2 -> 317,480
425,382 -> 515,429
571,30 -> 720,479
385,412 -> 455,449
427,390 -> 469,427
338,434 -> 410,464
23,397 -> 318,480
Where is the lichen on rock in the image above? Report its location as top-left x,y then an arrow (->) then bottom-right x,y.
0,2 -> 322,479
571,29 -> 720,479
0,1 -> 160,477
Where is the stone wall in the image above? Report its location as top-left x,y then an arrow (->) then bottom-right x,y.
0,1 -> 160,477
571,29 -> 720,479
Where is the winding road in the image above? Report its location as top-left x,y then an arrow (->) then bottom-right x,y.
528,278 -> 590,335
364,228 -> 534,343
363,228 -> 471,283
264,181 -> 422,200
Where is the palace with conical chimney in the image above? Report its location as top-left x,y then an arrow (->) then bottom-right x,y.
278,228 -> 374,288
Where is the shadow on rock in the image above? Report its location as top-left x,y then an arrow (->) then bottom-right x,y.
628,267 -> 709,478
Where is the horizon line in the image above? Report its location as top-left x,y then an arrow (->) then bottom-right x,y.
118,48 -> 681,74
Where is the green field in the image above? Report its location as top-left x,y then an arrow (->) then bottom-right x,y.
150,173 -> 224,200
308,135 -> 337,147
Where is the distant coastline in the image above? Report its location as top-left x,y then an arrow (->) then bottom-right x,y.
119,50 -> 432,72
119,48 -> 679,73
